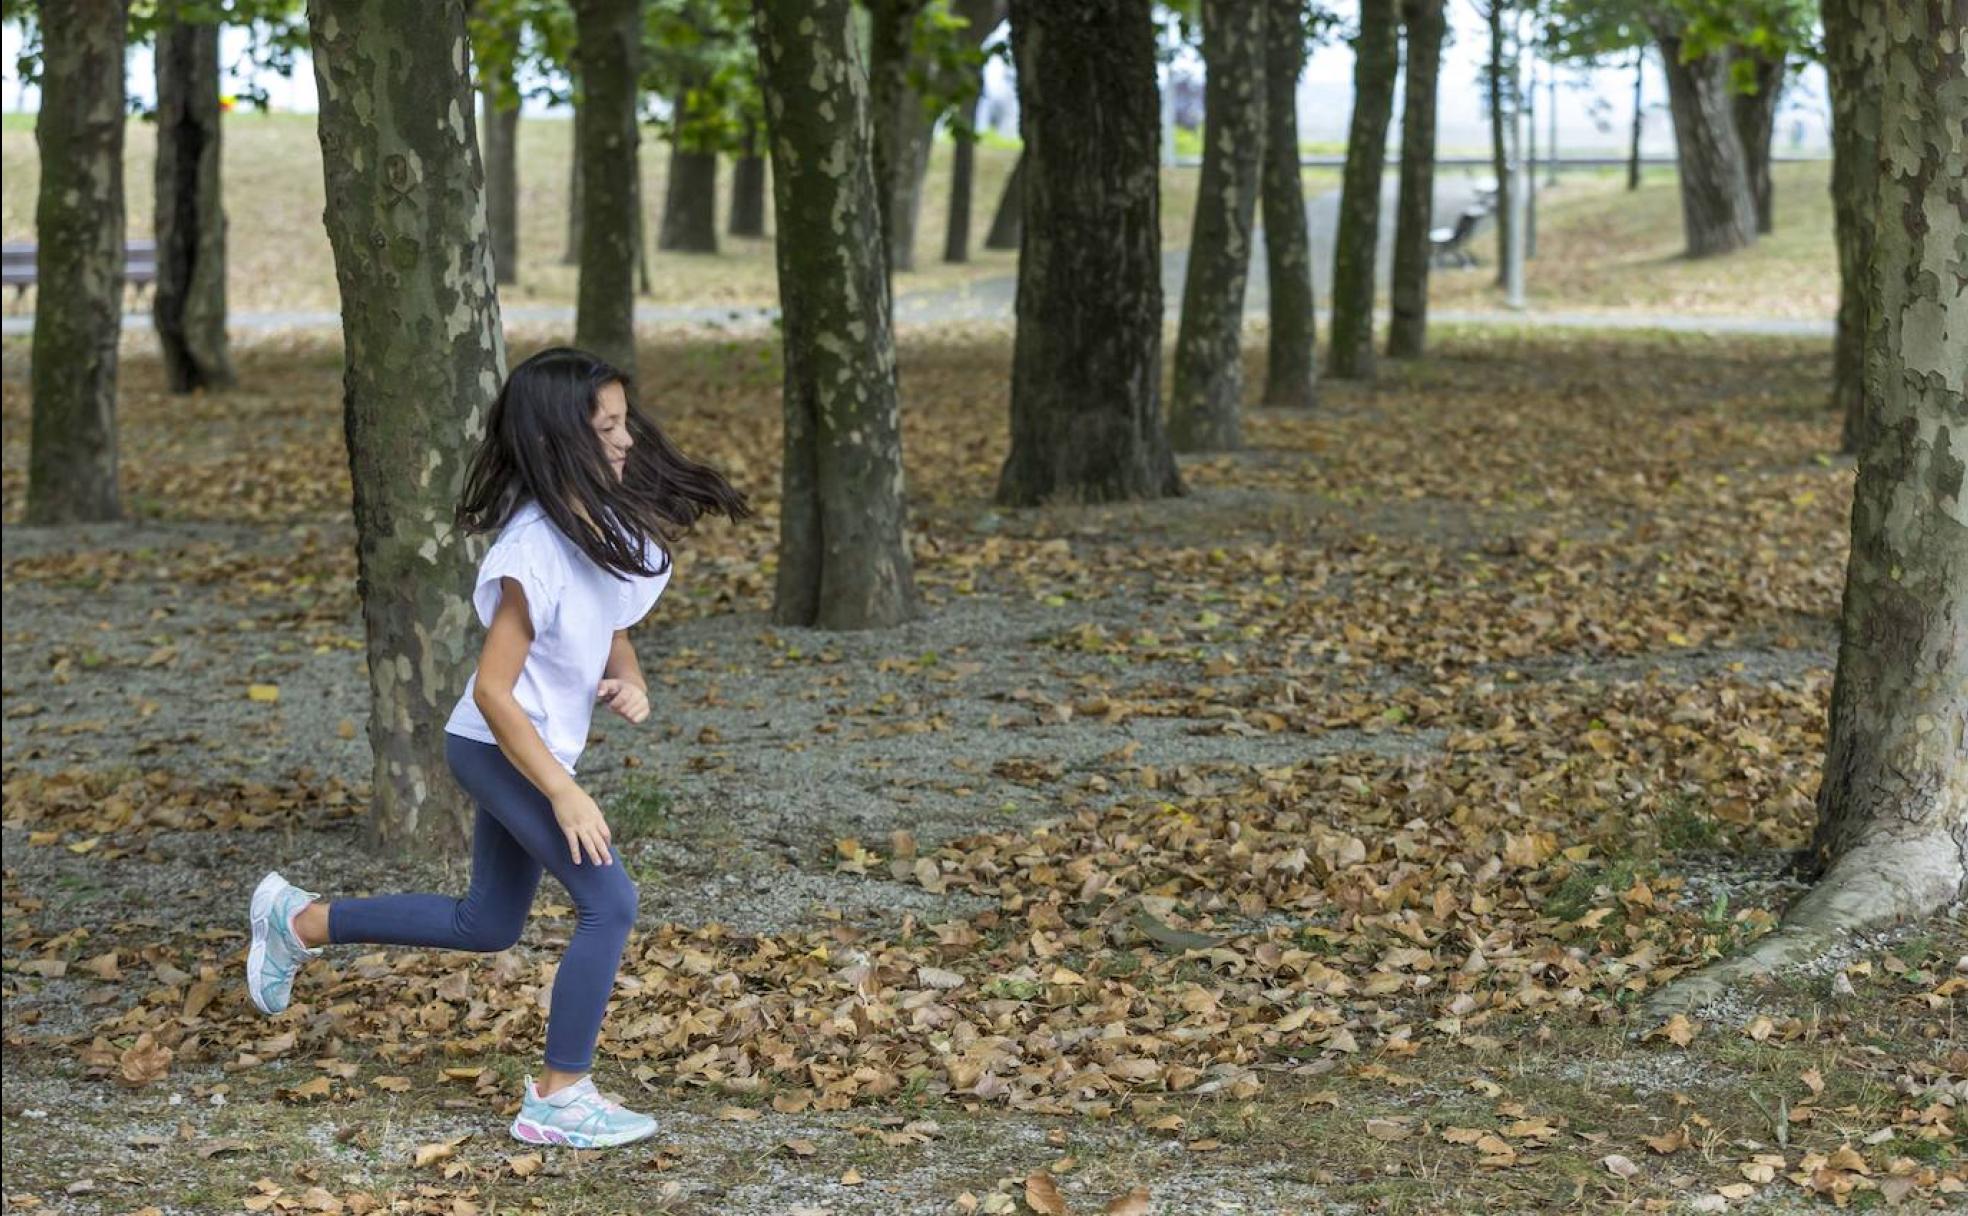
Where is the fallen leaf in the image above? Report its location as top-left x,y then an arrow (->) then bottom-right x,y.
117,1033 -> 172,1087
1099,1186 -> 1150,1216
1024,1171 -> 1068,1216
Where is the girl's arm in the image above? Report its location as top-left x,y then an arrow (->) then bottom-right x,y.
597,630 -> 651,724
473,577 -> 613,866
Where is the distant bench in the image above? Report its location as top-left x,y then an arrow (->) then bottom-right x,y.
2,241 -> 158,309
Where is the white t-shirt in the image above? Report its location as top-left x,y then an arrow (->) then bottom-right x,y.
445,501 -> 670,773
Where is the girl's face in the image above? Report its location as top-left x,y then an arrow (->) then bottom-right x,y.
590,382 -> 633,481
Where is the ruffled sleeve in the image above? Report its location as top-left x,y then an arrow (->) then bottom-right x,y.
472,525 -> 566,638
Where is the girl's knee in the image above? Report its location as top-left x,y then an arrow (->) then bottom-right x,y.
457,913 -> 526,953
589,872 -> 639,934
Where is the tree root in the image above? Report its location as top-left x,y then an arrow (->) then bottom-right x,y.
1635,833 -> 1966,1028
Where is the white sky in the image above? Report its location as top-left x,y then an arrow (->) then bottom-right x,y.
2,8 -> 1830,158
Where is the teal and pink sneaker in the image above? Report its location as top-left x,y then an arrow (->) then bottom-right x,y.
510,1075 -> 658,1149
246,871 -> 322,1015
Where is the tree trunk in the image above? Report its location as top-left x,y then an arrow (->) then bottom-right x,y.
659,148 -> 720,252
153,9 -> 234,394
1823,0 -> 1880,456
659,81 -> 720,253
1731,48 -> 1782,236
1169,0 -> 1264,453
563,104 -> 583,265
1524,61 -> 1537,259
307,0 -> 507,855
983,150 -> 1024,250
945,99 -> 979,263
1653,28 -> 1756,258
1487,2 -> 1511,284
1259,0 -> 1314,409
729,124 -> 767,237
1639,0 -> 1967,1022
1387,0 -> 1443,360
480,78 -> 520,285
1627,47 -> 1643,191
1327,0 -> 1398,381
996,0 -> 1181,506
943,0 -> 1006,264
28,0 -> 125,524
868,0 -> 934,276
753,0 -> 920,631
571,0 -> 641,373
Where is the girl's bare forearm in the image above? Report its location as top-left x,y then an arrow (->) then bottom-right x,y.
474,687 -> 579,799
602,630 -> 645,690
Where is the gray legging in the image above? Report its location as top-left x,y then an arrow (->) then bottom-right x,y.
328,734 -> 638,1072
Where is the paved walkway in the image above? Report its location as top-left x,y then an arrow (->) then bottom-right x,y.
0,180 -> 1832,341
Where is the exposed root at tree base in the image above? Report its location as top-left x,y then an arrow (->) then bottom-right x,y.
1637,833 -> 1967,1025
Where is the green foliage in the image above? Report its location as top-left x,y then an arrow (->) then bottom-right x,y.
642,0 -> 757,152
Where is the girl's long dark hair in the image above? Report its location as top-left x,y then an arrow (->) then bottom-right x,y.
457,347 -> 750,577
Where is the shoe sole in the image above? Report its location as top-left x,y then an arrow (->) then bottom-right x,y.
246,871 -> 286,1016
510,1114 -> 655,1150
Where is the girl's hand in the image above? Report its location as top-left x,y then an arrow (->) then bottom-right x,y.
597,678 -> 650,725
550,787 -> 613,866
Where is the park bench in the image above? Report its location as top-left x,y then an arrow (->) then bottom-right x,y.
1429,207 -> 1484,268
2,240 -> 158,309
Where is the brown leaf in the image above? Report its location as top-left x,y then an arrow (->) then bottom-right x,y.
412,1134 -> 468,1168
118,1032 -> 173,1088
1103,1187 -> 1150,1216
1602,1154 -> 1640,1179
1024,1170 -> 1068,1216
507,1152 -> 544,1177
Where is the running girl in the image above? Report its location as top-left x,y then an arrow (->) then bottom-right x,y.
244,346 -> 749,1149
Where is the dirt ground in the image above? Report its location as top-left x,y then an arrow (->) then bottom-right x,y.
1,326 -> 1961,1215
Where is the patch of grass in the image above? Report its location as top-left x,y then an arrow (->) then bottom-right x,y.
1542,855 -> 1648,924
1656,795 -> 1723,852
609,771 -> 675,843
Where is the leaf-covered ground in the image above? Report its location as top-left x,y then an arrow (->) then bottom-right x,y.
1,327 -> 1961,1214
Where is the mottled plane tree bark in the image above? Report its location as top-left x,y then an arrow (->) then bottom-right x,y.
28,0 -> 127,524
1643,0 -> 1966,1019
1823,0 -> 1881,455
307,0 -> 508,852
1387,0 -> 1444,359
868,0 -> 934,275
153,2 -> 235,391
1326,0 -> 1398,380
1259,0 -> 1315,409
1170,0 -> 1264,452
752,0 -> 920,630
996,0 -> 1181,504
480,74 -> 521,284
571,0 -> 641,370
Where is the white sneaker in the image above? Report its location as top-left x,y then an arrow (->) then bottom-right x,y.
510,1075 -> 658,1149
246,871 -> 321,1015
